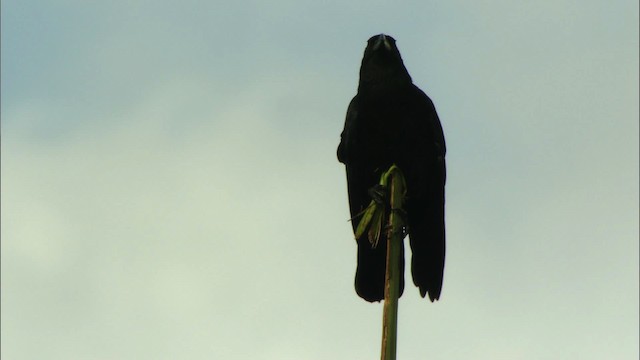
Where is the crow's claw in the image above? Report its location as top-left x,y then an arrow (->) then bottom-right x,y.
368,184 -> 388,205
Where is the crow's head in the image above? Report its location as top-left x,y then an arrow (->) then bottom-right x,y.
358,34 -> 412,91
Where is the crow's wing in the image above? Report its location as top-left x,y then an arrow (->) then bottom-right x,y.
403,86 -> 446,301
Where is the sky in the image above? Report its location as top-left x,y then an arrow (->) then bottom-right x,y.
1,1 -> 638,359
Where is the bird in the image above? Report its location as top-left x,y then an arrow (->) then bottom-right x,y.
337,34 -> 446,302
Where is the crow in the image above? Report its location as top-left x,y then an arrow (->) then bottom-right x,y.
337,34 -> 446,302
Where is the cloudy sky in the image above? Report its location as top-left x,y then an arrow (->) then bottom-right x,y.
2,1 -> 638,359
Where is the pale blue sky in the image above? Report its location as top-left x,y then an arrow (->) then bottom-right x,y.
2,1 -> 638,359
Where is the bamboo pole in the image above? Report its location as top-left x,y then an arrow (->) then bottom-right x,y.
380,165 -> 406,360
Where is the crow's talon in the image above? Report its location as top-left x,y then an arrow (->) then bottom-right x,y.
368,184 -> 388,205
391,208 -> 409,238
391,208 -> 408,224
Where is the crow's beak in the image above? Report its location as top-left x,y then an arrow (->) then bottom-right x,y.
372,34 -> 392,51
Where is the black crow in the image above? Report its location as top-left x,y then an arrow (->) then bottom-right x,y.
338,34 -> 446,302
